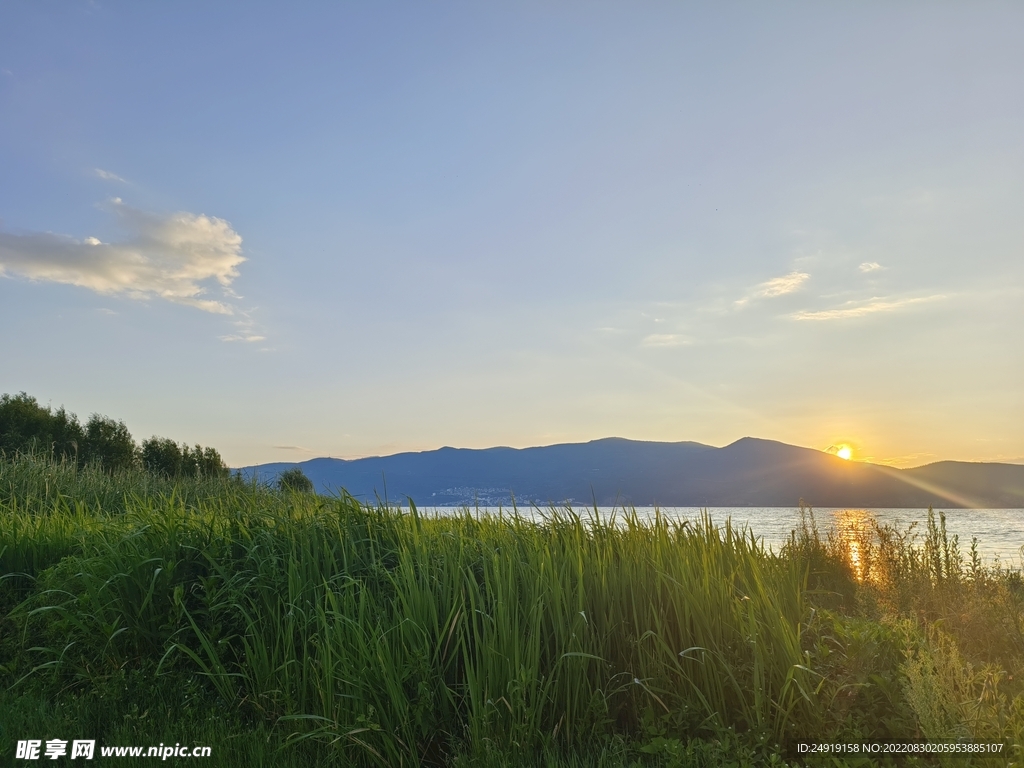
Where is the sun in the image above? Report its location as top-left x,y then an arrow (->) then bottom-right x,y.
827,442 -> 855,460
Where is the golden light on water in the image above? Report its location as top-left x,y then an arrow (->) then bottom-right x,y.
836,508 -> 874,581
848,539 -> 862,575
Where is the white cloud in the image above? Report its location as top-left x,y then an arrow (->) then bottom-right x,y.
736,271 -> 810,306
94,168 -> 128,183
220,307 -> 265,343
0,200 -> 245,314
791,294 -> 945,321
757,271 -> 810,297
642,333 -> 690,347
859,262 -> 883,273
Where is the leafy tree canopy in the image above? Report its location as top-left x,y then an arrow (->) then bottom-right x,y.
83,414 -> 137,473
141,437 -> 227,479
278,467 -> 314,493
0,392 -> 83,463
1,392 -> 228,478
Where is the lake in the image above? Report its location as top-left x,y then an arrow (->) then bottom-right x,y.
416,505 -> 1024,565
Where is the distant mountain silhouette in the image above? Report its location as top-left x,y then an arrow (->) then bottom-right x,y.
237,437 -> 1024,508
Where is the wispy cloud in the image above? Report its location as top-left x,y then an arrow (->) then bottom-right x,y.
792,294 -> 945,321
757,271 -> 810,298
642,333 -> 690,347
859,262 -> 883,273
94,168 -> 128,183
736,271 -> 810,306
219,307 -> 266,343
0,200 -> 245,314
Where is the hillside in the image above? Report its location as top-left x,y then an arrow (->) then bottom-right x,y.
239,437 -> 1024,508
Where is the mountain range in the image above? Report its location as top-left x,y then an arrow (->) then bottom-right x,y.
237,437 -> 1024,509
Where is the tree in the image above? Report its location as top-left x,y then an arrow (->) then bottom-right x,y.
2,391 -> 229,480
49,406 -> 85,464
81,415 -> 137,473
197,446 -> 228,478
141,437 -> 183,478
278,467 -> 314,493
141,437 -> 228,479
181,443 -> 228,478
0,392 -> 84,463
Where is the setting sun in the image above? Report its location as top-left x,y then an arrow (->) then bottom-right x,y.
837,446 -> 853,460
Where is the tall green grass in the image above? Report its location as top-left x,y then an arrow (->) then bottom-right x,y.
2,455 -> 1023,766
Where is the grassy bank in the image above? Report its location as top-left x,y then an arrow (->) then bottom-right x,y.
2,456 -> 1023,766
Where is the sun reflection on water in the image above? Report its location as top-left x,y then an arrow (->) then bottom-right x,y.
848,539 -> 862,577
833,508 -> 876,581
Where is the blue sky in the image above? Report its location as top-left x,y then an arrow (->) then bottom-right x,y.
1,2 -> 1022,467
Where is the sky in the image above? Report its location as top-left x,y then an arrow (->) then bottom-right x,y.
1,2 -> 1022,468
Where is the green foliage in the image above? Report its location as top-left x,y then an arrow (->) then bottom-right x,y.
141,436 -> 183,477
142,436 -> 227,479
0,392 -> 138,471
0,391 -> 83,463
1,391 -> 227,479
82,414 -> 138,473
1,455 -> 1022,767
277,467 -> 314,493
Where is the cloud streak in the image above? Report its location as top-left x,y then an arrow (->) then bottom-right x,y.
219,307 -> 266,344
0,200 -> 245,314
736,271 -> 810,306
642,333 -> 690,347
94,168 -> 128,183
757,271 -> 810,298
792,295 -> 945,321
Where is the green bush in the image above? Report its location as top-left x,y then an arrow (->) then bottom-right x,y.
277,467 -> 314,493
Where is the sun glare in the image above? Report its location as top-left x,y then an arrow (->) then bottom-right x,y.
836,446 -> 852,460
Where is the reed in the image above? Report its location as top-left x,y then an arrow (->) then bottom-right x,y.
2,454 -> 1022,766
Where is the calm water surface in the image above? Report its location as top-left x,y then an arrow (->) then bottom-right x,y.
416,506 -> 1024,566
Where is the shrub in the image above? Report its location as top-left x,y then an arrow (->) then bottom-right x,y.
278,467 -> 314,493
